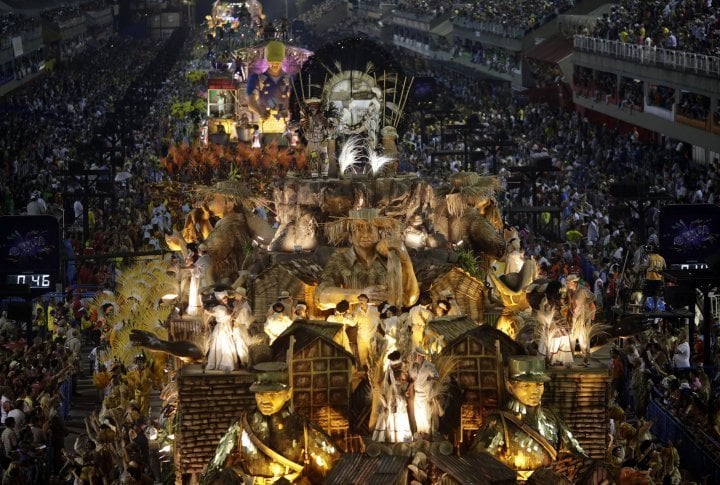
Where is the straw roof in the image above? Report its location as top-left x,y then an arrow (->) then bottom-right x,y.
193,178 -> 269,211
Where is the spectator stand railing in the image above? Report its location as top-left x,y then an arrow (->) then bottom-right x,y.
573,36 -> 720,79
646,399 -> 720,483
452,16 -> 526,39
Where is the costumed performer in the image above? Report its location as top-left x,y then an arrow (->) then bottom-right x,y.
409,347 -> 439,437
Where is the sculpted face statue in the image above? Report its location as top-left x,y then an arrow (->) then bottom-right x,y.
267,61 -> 283,76
350,221 -> 380,251
255,388 -> 292,415
507,379 -> 544,407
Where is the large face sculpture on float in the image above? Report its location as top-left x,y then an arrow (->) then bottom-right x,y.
325,70 -> 384,148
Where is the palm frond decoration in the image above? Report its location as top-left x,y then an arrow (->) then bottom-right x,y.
428,353 -> 459,395
338,135 -> 364,176
89,260 -> 174,368
533,299 -> 563,364
571,316 -> 611,354
368,150 -> 395,177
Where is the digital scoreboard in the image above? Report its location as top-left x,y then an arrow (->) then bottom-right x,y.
0,215 -> 60,294
5,274 -> 53,288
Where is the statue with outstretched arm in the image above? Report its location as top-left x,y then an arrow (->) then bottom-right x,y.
315,209 -> 419,311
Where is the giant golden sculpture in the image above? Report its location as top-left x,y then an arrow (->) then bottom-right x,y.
316,208 -> 419,310
203,362 -> 340,483
470,356 -> 587,480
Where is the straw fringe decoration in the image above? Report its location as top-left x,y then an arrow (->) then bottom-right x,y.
324,215 -> 400,246
193,178 -> 269,211
440,173 -> 502,217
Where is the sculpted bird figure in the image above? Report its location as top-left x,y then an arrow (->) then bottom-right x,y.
130,329 -> 204,363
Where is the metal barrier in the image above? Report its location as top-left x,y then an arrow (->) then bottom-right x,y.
646,399 -> 720,483
573,35 -> 720,78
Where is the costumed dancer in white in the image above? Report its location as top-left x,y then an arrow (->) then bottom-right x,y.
408,294 -> 433,350
326,300 -> 354,354
409,347 -> 439,437
264,302 -> 293,345
206,293 -> 243,371
372,351 -> 413,443
352,293 -> 381,369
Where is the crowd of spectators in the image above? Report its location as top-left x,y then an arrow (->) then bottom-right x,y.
295,0 -> 343,24
647,84 -> 675,111
618,77 -> 643,110
0,36 -> 166,218
0,297 -> 85,482
610,322 -> 720,469
40,6 -> 85,25
453,41 -> 521,75
0,14 -> 40,38
0,9 -> 200,483
590,1 -> 720,57
678,92 -> 711,122
0,24 -> 202,287
452,0 -> 578,36
395,0 -> 452,18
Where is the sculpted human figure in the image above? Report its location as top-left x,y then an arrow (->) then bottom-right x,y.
246,40 -> 292,132
204,363 -> 340,484
300,97 -> 331,176
316,208 -> 419,311
470,356 -> 587,480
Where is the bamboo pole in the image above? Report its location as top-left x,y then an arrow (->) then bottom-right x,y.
396,76 -> 415,127
382,71 -> 387,127
298,71 -> 305,104
391,72 -> 398,119
395,76 -> 407,126
288,335 -> 295,409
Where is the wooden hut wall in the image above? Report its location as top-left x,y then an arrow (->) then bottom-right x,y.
542,367 -> 610,459
175,369 -> 255,479
446,335 -> 501,442
291,338 -> 352,441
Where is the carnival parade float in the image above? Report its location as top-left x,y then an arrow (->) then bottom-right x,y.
84,2 -> 671,484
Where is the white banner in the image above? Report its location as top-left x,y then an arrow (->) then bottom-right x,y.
11,36 -> 23,57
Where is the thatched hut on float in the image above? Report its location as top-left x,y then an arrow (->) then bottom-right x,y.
426,316 -> 524,445
270,321 -> 355,446
251,259 -> 324,321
